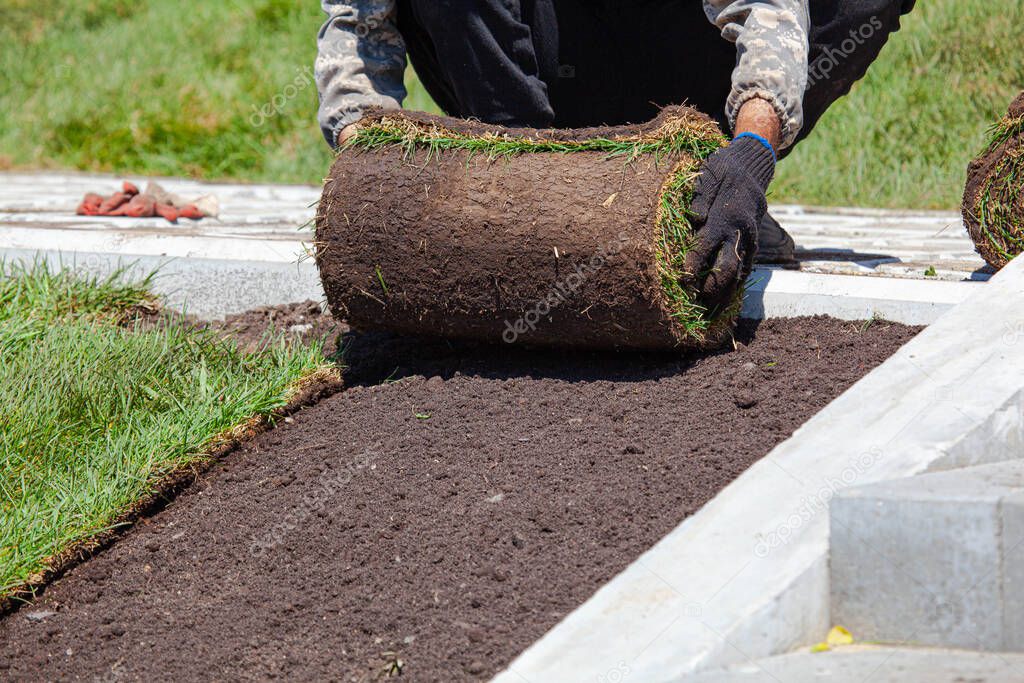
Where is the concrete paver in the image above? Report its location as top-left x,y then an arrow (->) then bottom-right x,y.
831,460 -> 1024,651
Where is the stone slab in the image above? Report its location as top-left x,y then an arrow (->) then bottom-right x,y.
831,460 -> 1024,651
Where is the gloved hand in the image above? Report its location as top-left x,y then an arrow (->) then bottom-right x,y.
684,134 -> 776,313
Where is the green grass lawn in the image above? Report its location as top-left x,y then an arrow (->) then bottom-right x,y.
0,0 -> 1020,208
0,262 -> 328,601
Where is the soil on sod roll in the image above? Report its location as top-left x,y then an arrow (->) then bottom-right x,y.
963,91 -> 1024,270
0,314 -> 918,682
316,106 -> 731,352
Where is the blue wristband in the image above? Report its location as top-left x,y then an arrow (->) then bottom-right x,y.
733,132 -> 777,163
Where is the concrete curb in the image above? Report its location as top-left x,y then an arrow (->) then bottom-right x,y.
0,249 -> 323,320
742,267 -> 974,325
492,256 -> 1024,683
0,246 -> 982,324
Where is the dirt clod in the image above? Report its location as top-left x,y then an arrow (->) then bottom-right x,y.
205,301 -> 345,355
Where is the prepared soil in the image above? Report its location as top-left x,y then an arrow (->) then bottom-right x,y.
0,316 -> 918,682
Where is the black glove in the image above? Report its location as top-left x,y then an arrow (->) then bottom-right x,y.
684,135 -> 776,313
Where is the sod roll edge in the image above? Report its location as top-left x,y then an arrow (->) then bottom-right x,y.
963,91 -> 1024,271
315,106 -> 738,350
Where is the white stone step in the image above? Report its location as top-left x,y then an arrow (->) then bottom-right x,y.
831,460 -> 1024,651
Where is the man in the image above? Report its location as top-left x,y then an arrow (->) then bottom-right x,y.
315,0 -> 914,309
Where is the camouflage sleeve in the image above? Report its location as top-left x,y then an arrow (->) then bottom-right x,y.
704,0 -> 810,149
315,0 -> 407,148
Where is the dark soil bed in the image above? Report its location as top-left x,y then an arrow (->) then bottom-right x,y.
0,315 -> 918,682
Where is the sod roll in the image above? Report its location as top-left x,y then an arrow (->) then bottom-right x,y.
963,91 -> 1024,270
315,106 -> 735,350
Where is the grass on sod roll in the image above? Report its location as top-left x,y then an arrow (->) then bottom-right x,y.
0,262 -> 327,601
344,116 -> 734,339
344,113 -> 726,163
976,114 -> 1024,263
655,166 -> 733,335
